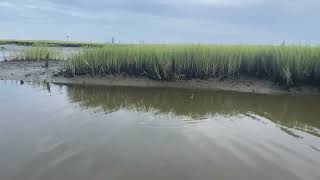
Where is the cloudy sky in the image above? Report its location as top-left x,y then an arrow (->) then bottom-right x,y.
0,0 -> 319,44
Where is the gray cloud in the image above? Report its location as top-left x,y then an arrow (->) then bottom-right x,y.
0,0 -> 319,43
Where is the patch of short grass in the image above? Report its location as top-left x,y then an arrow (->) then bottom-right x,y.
9,46 -> 61,61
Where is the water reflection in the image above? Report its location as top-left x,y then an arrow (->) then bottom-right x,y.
1,81 -> 320,180
66,85 -> 320,137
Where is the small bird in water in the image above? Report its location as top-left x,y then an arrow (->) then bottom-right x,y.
20,80 -> 24,85
189,93 -> 194,99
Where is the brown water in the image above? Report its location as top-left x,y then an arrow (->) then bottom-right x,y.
0,80 -> 320,180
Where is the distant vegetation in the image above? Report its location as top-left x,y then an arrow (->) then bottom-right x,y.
65,44 -> 320,87
0,39 -> 105,47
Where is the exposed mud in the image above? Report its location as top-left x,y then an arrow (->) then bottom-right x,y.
1,61 -> 320,95
0,61 -> 64,81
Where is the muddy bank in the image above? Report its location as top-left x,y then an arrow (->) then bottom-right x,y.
0,61 -> 64,81
1,61 -> 320,95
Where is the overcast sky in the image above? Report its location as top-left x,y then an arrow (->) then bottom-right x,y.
0,0 -> 319,44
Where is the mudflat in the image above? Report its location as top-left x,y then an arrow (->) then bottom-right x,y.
1,61 -> 320,95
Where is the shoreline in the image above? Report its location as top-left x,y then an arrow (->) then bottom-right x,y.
1,61 -> 320,95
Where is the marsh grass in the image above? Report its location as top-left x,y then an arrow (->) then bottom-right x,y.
65,44 -> 320,87
10,46 -> 61,61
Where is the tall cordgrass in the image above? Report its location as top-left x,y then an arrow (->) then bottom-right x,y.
65,44 -> 320,87
9,46 -> 61,61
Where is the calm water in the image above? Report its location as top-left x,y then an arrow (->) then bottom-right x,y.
0,80 -> 320,180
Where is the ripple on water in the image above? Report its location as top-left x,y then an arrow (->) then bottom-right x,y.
1,81 -> 320,180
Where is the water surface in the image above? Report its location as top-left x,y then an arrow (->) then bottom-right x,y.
0,45 -> 81,61
0,81 -> 319,180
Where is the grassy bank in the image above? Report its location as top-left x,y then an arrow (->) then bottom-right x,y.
9,46 -> 62,61
65,44 -> 320,87
0,39 -> 104,47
